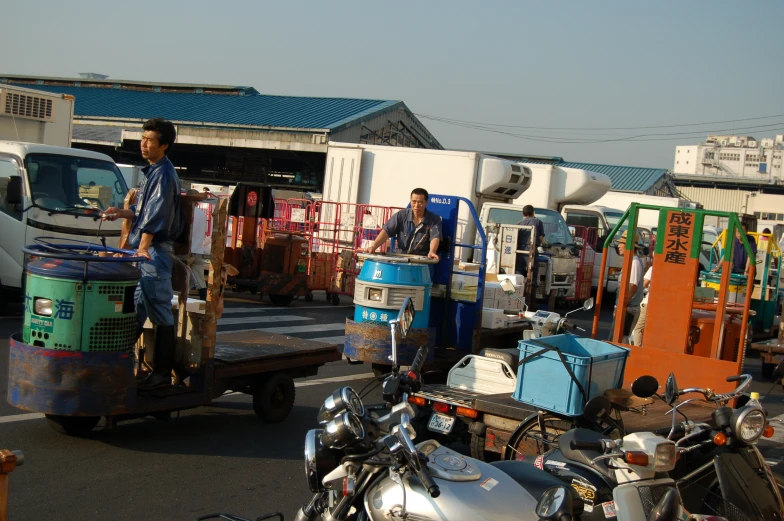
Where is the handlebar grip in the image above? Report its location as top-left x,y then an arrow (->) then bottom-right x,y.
417,465 -> 440,498
410,346 -> 429,378
569,440 -> 604,451
726,375 -> 744,382
654,424 -> 685,437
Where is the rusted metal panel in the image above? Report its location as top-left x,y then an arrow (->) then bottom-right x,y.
343,319 -> 436,365
7,335 -> 136,416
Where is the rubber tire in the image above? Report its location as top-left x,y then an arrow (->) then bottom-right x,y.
269,294 -> 294,307
504,413 -> 577,460
45,415 -> 100,437
372,363 -> 390,378
253,372 -> 295,423
471,433 -> 500,462
761,361 -> 775,379
331,294 -> 340,305
305,292 -> 314,302
249,286 -> 258,295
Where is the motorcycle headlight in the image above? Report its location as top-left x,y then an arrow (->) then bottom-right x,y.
34,298 -> 53,317
317,387 -> 365,425
653,441 -> 677,472
367,288 -> 383,302
320,412 -> 365,450
731,406 -> 766,444
304,429 -> 339,493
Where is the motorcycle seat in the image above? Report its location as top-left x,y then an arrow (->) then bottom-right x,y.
491,460 -> 584,515
480,348 -> 519,368
558,429 -> 615,482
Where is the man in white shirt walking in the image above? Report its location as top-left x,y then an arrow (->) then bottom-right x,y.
631,264 -> 653,346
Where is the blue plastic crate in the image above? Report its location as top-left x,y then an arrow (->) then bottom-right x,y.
512,334 -> 629,417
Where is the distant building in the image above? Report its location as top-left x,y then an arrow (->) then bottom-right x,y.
673,134 -> 784,181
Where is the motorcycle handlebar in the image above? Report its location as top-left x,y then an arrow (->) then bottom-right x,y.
410,346 -> 429,380
417,464 -> 441,498
654,424 -> 685,437
726,375 -> 745,382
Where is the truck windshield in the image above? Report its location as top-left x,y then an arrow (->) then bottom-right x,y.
535,208 -> 574,246
24,154 -> 128,212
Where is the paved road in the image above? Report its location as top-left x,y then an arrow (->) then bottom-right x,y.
0,291 -> 781,520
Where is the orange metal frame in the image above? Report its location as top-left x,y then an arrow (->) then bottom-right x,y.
591,205 -> 755,394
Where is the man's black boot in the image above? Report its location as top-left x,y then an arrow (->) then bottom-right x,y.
139,325 -> 175,391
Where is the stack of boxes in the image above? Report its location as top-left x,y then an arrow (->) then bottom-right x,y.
445,260 -> 527,329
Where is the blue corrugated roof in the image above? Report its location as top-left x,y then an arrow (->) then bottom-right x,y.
558,162 -> 667,193
12,83 -> 401,130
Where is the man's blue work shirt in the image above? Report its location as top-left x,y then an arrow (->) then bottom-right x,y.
382,208 -> 442,255
732,234 -> 757,274
128,156 -> 181,248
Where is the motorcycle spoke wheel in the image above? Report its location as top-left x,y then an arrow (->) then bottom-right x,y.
505,413 -> 575,460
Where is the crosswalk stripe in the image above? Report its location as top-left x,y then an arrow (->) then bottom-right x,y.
309,335 -> 346,345
221,305 -> 353,314
218,323 -> 347,335
218,315 -> 313,326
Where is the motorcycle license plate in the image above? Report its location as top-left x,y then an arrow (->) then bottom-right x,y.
427,412 -> 455,434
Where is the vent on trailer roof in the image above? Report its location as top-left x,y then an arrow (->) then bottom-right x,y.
1,91 -> 55,122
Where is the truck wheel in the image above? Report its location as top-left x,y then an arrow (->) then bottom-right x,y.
330,294 -> 340,305
45,415 -> 100,437
470,433 -> 500,462
762,361 -> 775,379
305,292 -> 314,302
253,372 -> 295,423
269,294 -> 294,307
372,363 -> 390,378
249,286 -> 258,295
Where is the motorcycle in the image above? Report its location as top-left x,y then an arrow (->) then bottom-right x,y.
511,370 -> 783,521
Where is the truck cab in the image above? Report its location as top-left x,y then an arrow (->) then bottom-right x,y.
479,202 -> 577,300
0,142 -> 127,308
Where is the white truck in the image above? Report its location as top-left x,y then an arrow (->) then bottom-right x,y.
562,194 -> 701,294
321,143 -> 611,302
0,85 -> 127,310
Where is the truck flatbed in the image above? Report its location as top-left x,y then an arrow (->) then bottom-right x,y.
214,330 -> 342,378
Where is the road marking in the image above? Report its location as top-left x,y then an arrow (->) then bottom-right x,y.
0,413 -> 45,423
0,374 -> 376,424
218,315 -> 313,326
295,373 -> 373,388
218,323 -> 347,335
221,305 -> 353,314
310,335 -> 346,345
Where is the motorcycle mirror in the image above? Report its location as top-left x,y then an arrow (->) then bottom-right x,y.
631,375 -> 659,399
583,396 -> 611,423
535,486 -> 573,520
664,373 -> 679,406
583,297 -> 594,311
396,297 -> 415,339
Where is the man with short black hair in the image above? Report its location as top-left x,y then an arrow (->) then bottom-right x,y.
515,205 -> 546,309
363,188 -> 442,260
104,118 -> 182,390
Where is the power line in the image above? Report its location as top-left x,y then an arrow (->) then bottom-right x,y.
419,116 -> 784,144
414,112 -> 784,131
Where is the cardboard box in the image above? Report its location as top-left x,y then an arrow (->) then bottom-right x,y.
483,282 -> 503,301
451,273 -> 480,290
455,261 -> 481,272
481,308 -> 505,329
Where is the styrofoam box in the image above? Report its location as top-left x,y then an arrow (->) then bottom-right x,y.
498,274 -> 525,287
483,282 -> 503,301
481,308 -> 505,329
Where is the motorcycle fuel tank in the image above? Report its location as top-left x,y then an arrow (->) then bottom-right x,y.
363,444 -> 540,521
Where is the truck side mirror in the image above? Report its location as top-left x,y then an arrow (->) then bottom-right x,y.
7,176 -> 22,205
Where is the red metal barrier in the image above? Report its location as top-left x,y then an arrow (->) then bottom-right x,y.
567,225 -> 599,301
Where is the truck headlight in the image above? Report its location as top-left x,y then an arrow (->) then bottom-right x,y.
34,298 -> 53,317
731,407 -> 766,444
367,288 -> 383,302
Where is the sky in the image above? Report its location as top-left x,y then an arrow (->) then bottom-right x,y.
2,0 -> 783,169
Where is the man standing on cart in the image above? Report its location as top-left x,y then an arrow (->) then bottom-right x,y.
362,188 -> 442,262
104,118 -> 182,391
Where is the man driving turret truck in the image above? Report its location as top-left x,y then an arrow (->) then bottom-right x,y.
104,118 -> 182,391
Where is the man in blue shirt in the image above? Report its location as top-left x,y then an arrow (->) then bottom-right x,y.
104,118 -> 182,390
731,223 -> 757,275
364,188 -> 442,259
515,205 -> 547,310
